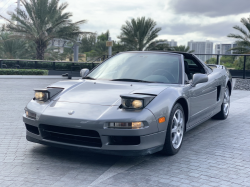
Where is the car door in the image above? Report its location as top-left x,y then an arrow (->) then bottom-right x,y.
185,57 -> 218,129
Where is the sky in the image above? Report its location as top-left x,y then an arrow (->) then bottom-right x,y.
0,0 -> 250,46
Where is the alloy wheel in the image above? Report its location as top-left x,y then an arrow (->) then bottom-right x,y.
171,109 -> 184,149
223,87 -> 230,116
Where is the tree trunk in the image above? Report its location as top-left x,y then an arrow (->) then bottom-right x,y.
36,40 -> 46,60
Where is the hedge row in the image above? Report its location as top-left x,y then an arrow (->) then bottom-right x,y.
1,61 -> 98,70
0,69 -> 48,75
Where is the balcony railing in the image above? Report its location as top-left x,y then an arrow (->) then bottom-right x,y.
0,53 -> 249,79
195,54 -> 250,79
0,55 -> 111,78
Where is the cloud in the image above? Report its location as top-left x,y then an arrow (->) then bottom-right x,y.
168,0 -> 250,17
159,20 -> 239,37
0,0 -> 249,46
0,2 -> 16,24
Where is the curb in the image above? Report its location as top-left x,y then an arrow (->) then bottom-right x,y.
0,75 -> 81,79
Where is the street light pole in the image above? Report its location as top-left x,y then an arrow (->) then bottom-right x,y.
73,44 -> 79,62
73,36 -> 81,62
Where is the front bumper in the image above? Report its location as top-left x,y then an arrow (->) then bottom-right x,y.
24,117 -> 166,156
23,103 -> 166,156
26,134 -> 164,156
25,126 -> 166,156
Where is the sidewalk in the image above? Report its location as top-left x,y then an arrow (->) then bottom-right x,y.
0,78 -> 249,187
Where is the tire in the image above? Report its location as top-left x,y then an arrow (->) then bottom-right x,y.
161,103 -> 185,156
213,86 -> 230,120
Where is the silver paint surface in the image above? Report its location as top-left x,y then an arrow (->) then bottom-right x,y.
23,52 -> 232,154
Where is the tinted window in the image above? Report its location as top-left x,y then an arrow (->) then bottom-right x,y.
88,53 -> 182,84
184,57 -> 206,74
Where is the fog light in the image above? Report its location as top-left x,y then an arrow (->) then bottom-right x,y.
132,122 -> 143,129
25,109 -> 36,120
108,122 -> 144,129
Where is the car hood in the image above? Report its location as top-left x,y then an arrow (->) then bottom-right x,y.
55,80 -> 169,106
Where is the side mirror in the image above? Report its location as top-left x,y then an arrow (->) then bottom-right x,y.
80,68 -> 89,78
191,74 -> 208,87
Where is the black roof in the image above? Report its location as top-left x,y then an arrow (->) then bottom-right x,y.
121,51 -> 194,57
147,51 -> 194,57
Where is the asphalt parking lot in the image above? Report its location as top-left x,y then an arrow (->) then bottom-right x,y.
0,78 -> 250,187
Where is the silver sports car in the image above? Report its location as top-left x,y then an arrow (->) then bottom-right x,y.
23,51 -> 232,156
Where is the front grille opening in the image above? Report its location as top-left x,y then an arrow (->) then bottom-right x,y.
41,125 -> 99,137
109,136 -> 140,145
40,124 -> 102,147
25,124 -> 39,135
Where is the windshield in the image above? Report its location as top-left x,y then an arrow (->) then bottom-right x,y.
88,52 -> 182,84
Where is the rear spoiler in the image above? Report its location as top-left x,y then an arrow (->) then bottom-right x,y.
207,64 -> 225,69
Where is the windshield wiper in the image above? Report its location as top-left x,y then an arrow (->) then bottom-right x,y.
83,76 -> 96,80
110,78 -> 154,83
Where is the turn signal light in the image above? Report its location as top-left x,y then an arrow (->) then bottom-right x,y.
158,117 -> 166,123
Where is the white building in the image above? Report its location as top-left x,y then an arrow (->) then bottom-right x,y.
187,40 -> 213,62
215,43 -> 237,54
48,38 -> 73,53
155,39 -> 177,47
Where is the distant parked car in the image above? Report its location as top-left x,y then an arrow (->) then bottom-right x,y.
23,51 -> 232,156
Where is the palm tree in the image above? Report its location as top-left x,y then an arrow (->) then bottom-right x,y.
97,30 -> 110,42
228,16 -> 250,54
80,33 -> 97,53
94,31 -> 110,55
1,0 -> 87,60
145,41 -> 171,51
118,17 -> 161,51
172,45 -> 194,53
0,32 -> 36,59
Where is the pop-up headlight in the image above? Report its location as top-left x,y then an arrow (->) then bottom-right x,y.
122,98 -> 143,109
35,90 -> 49,101
120,94 -> 155,110
34,88 -> 64,102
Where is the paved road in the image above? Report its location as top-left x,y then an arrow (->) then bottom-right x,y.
0,79 -> 250,187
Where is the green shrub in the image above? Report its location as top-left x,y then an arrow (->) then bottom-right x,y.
1,61 -> 98,71
0,69 -> 48,75
233,56 -> 250,70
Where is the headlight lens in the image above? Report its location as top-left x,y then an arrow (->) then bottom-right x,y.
122,98 -> 143,109
108,122 -> 144,129
132,100 -> 143,108
35,91 -> 48,101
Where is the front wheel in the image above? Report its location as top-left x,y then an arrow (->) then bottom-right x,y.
161,103 -> 185,156
213,86 -> 230,120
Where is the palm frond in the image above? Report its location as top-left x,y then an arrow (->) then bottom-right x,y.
118,17 -> 161,51
228,15 -> 250,54
1,0 -> 87,60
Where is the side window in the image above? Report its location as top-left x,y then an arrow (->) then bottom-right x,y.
184,58 -> 206,77
185,59 -> 198,66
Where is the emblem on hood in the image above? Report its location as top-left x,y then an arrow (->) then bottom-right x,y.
68,110 -> 75,115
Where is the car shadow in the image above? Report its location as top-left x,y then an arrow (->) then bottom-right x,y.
28,117 -> 221,169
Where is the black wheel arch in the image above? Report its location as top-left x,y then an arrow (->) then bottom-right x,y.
174,97 -> 189,131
